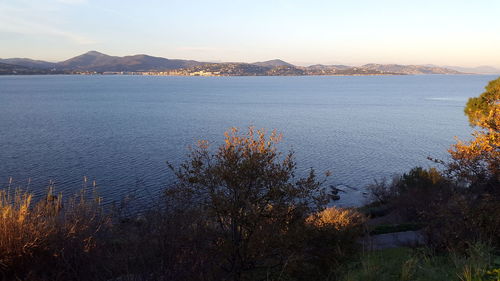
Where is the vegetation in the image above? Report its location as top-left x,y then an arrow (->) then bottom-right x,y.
0,62 -> 68,75
342,245 -> 500,281
0,186 -> 111,280
166,127 -> 331,279
448,77 -> 499,190
464,78 -> 500,126
355,77 -> 500,279
164,127 -> 364,280
0,128 -> 365,281
0,77 -> 499,280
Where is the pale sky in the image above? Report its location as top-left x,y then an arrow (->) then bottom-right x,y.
1,0 -> 499,67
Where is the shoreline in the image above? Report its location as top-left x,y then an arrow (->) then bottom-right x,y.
0,73 -> 484,77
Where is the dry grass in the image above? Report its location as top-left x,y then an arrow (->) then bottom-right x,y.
289,207 -> 368,280
0,186 -> 111,281
307,206 -> 367,230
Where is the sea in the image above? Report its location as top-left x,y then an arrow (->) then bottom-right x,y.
0,74 -> 496,206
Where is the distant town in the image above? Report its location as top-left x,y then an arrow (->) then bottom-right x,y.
2,51 -> 499,76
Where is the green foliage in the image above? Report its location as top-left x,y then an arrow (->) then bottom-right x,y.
451,77 -> 499,191
397,167 -> 449,193
464,77 -> 500,126
342,244 -> 500,281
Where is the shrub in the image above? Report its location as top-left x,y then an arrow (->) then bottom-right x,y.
365,176 -> 399,205
289,207 -> 367,280
423,193 -> 500,251
366,167 -> 453,222
166,127 -> 336,280
393,167 -> 453,221
307,207 -> 367,230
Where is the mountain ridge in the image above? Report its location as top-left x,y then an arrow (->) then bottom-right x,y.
55,51 -> 206,72
252,59 -> 294,68
0,58 -> 56,69
361,63 -> 462,75
444,65 -> 500,74
2,51 -> 492,75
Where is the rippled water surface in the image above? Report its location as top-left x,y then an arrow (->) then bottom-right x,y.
0,75 -> 496,205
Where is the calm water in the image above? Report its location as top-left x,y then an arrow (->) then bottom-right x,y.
0,75 -> 496,206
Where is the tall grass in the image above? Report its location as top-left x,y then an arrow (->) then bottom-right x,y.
0,185 -> 111,281
342,244 -> 500,281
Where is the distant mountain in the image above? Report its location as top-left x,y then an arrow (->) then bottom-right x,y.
361,64 -> 461,74
306,64 -> 351,71
0,62 -> 30,74
56,51 -> 206,72
171,63 -> 273,76
0,62 -> 61,75
1,51 -> 476,75
169,63 -> 393,76
56,51 -> 117,71
443,65 -> 500,74
304,64 -> 359,75
0,58 -> 56,69
252,59 -> 294,68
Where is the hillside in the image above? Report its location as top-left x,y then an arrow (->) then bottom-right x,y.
170,62 -> 395,76
444,65 -> 500,74
56,51 -> 206,72
252,59 -> 294,68
170,63 -> 271,76
0,51 -> 474,75
0,58 -> 56,69
305,65 -> 394,75
0,62 -> 60,75
361,64 -> 461,74
172,61 -> 462,76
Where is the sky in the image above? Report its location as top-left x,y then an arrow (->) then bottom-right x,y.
0,0 -> 499,67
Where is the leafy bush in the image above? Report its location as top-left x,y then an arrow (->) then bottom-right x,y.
366,167 -> 453,222
166,127 -> 337,280
423,193 -> 500,251
289,207 -> 367,280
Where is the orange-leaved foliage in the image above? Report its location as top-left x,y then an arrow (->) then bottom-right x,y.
449,77 -> 499,187
307,207 -> 366,230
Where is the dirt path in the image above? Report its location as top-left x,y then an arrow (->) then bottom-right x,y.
360,230 -> 424,250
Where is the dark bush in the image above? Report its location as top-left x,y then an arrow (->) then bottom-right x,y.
366,167 -> 454,222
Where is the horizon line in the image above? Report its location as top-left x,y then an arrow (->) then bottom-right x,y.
2,50 -> 500,70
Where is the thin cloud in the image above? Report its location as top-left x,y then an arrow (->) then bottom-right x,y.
0,9 -> 95,45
